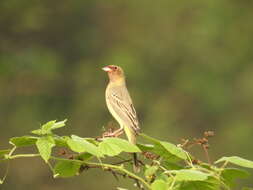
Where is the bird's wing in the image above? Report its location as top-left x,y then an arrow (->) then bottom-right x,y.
107,87 -> 140,133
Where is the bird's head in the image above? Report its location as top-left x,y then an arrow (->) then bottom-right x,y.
102,65 -> 125,83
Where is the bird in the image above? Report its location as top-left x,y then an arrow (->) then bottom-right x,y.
102,65 -> 140,172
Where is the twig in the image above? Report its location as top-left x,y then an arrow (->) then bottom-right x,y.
113,159 -> 132,165
85,162 -> 151,189
0,160 -> 10,184
80,164 -> 146,190
49,156 -> 150,189
111,170 -> 119,181
0,154 -> 41,161
9,154 -> 40,159
180,131 -> 214,164
203,145 -> 211,164
4,154 -> 150,189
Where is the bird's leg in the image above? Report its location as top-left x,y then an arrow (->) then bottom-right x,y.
103,127 -> 124,138
113,128 -> 124,137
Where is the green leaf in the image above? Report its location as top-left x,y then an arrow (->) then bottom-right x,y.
160,141 -> 187,160
103,138 -> 141,152
145,165 -> 158,179
0,149 -> 11,158
162,160 -> 183,170
31,129 -> 45,135
151,179 -> 168,190
54,136 -> 69,147
139,134 -> 187,161
50,119 -> 67,130
54,160 -> 81,178
152,144 -> 181,162
99,141 -> 122,156
9,136 -> 38,147
99,138 -> 140,156
137,143 -> 154,152
67,135 -> 102,157
139,133 -> 161,144
156,173 -> 170,182
31,120 -> 56,135
67,139 -> 85,152
171,169 -> 210,181
199,163 -> 213,170
221,168 -> 250,187
36,136 -> 55,163
177,180 -> 220,190
31,119 -> 67,135
215,156 -> 253,168
41,120 -> 57,131
78,153 -> 93,161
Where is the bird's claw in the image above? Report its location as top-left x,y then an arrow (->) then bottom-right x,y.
102,131 -> 116,138
102,128 -> 124,138
95,128 -> 124,141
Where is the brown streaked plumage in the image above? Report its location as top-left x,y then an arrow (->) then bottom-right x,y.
102,65 -> 140,172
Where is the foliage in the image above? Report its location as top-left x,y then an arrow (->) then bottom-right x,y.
1,0 -> 253,188
1,120 -> 253,189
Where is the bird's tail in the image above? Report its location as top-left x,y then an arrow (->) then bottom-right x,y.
133,153 -> 140,173
124,126 -> 140,172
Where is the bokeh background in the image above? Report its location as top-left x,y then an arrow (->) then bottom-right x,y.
1,0 -> 253,189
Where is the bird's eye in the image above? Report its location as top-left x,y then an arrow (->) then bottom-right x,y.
114,66 -> 118,70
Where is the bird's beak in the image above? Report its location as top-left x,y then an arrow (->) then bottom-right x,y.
102,66 -> 112,72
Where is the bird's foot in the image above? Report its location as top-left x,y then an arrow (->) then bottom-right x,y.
95,128 -> 124,141
102,128 -> 124,138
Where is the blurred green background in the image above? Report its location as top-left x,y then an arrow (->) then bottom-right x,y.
1,0 -> 253,189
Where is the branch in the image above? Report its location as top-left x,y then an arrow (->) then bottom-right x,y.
86,162 -> 150,189
49,156 -> 151,189
1,121 -> 252,190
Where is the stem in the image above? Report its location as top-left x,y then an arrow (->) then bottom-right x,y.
194,165 -> 230,190
169,177 -> 176,190
0,153 -> 40,162
50,156 -> 151,189
51,156 -> 83,163
113,159 -> 132,165
9,154 -> 40,159
3,154 -> 151,188
8,146 -> 17,157
47,161 -> 54,173
87,162 -> 151,189
0,147 -> 17,184
221,160 -> 228,169
203,146 -> 211,164
184,151 -> 194,168
0,160 -> 10,184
